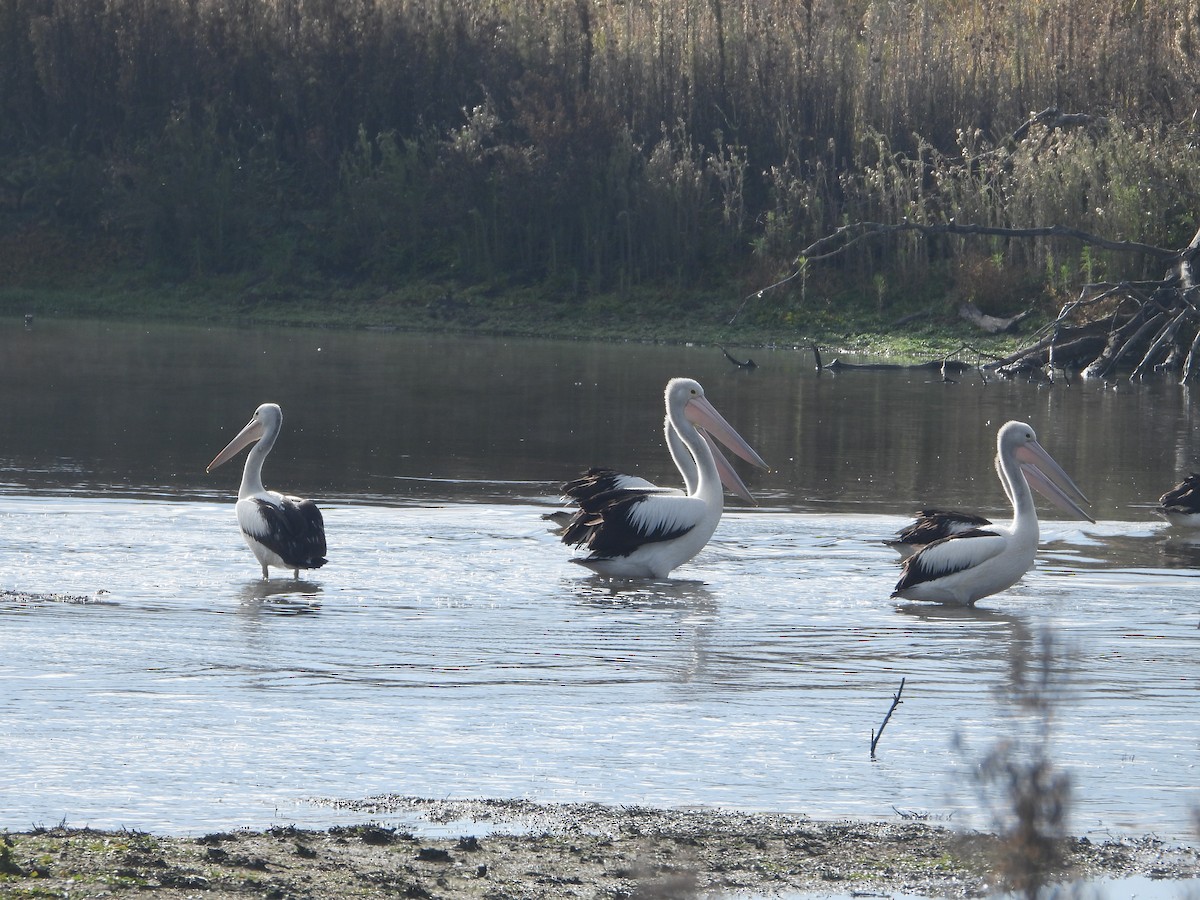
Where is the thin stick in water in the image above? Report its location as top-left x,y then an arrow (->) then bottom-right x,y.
870,677 -> 906,759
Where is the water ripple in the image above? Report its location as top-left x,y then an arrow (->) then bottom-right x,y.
1,496 -> 1198,840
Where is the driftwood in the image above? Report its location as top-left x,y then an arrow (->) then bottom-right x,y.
759,215 -> 1199,381
720,347 -> 757,369
726,107 -> 1200,379
958,301 -> 1032,334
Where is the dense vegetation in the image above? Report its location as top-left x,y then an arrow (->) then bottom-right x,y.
1,0 -> 1198,332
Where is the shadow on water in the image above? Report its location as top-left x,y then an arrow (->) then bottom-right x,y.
569,576 -> 718,611
893,600 -> 1028,629
1160,531 -> 1200,569
236,579 -> 324,610
1063,524 -> 1200,572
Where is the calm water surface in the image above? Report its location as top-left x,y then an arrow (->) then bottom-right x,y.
1,320 -> 1198,841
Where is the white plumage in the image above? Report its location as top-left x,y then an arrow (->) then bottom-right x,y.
207,402 -> 327,580
892,420 -> 1092,605
561,378 -> 768,579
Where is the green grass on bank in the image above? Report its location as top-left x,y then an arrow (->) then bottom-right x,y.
0,270 -> 1030,361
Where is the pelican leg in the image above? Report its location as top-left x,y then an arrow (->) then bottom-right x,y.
261,562 -> 269,580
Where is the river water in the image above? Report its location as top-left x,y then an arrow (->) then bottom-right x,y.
1,319 -> 1197,842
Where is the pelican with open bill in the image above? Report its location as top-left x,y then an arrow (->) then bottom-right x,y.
206,402 -> 328,580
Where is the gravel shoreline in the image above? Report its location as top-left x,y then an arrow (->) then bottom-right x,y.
4,799 -> 1199,898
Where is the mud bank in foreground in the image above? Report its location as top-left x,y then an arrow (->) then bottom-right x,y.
4,799 -> 1199,898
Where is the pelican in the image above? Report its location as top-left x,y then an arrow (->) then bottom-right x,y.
886,508 -> 993,559
892,421 -> 1093,605
549,418 -> 754,531
1156,474 -> 1200,527
206,402 -> 328,580
887,452 -> 1074,559
561,378 -> 769,578
562,415 -> 755,505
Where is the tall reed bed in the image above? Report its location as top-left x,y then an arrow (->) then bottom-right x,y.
1,0 -> 1197,305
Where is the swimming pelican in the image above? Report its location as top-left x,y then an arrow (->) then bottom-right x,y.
561,378 -> 769,578
886,508 -> 993,559
1156,474 -> 1200,527
206,402 -> 328,580
892,421 -> 1092,605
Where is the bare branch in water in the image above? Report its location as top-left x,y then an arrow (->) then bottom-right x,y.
870,677 -> 906,759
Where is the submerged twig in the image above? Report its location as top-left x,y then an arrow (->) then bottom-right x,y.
870,677 -> 906,759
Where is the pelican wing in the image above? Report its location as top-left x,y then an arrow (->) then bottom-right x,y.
894,508 -> 991,545
1158,473 -> 1200,514
250,495 -> 328,570
562,467 -> 665,503
891,528 -> 1005,595
561,488 -> 698,559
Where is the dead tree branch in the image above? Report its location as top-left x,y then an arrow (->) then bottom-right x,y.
754,219 -> 1200,380
797,221 -> 1175,265
1009,106 -> 1106,143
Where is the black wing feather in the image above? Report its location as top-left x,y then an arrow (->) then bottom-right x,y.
561,488 -> 695,559
892,528 -> 996,594
1158,473 -> 1200,513
253,496 -> 328,570
561,467 -> 627,503
894,508 -> 992,545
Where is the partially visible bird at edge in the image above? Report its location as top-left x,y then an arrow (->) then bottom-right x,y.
1156,473 -> 1200,527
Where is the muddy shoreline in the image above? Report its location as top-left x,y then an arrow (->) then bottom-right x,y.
4,799 -> 1199,898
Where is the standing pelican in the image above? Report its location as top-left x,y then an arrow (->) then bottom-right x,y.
543,417 -> 753,532
206,402 -> 327,580
1156,474 -> 1200,527
892,421 -> 1092,605
562,378 -> 769,578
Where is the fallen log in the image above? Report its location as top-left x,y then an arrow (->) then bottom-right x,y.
959,301 -> 1032,334
825,358 -> 975,374
738,106 -> 1200,379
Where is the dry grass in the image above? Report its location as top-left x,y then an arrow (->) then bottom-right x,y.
1,0 -> 1197,303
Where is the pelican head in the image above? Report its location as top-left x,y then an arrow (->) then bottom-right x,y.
999,420 -> 1093,522
666,378 -> 769,472
207,403 -> 283,473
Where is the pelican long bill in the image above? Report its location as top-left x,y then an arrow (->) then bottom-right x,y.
1014,438 -> 1093,523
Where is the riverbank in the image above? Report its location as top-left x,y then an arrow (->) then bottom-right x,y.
0,275 -> 1028,359
4,801 -> 1199,899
